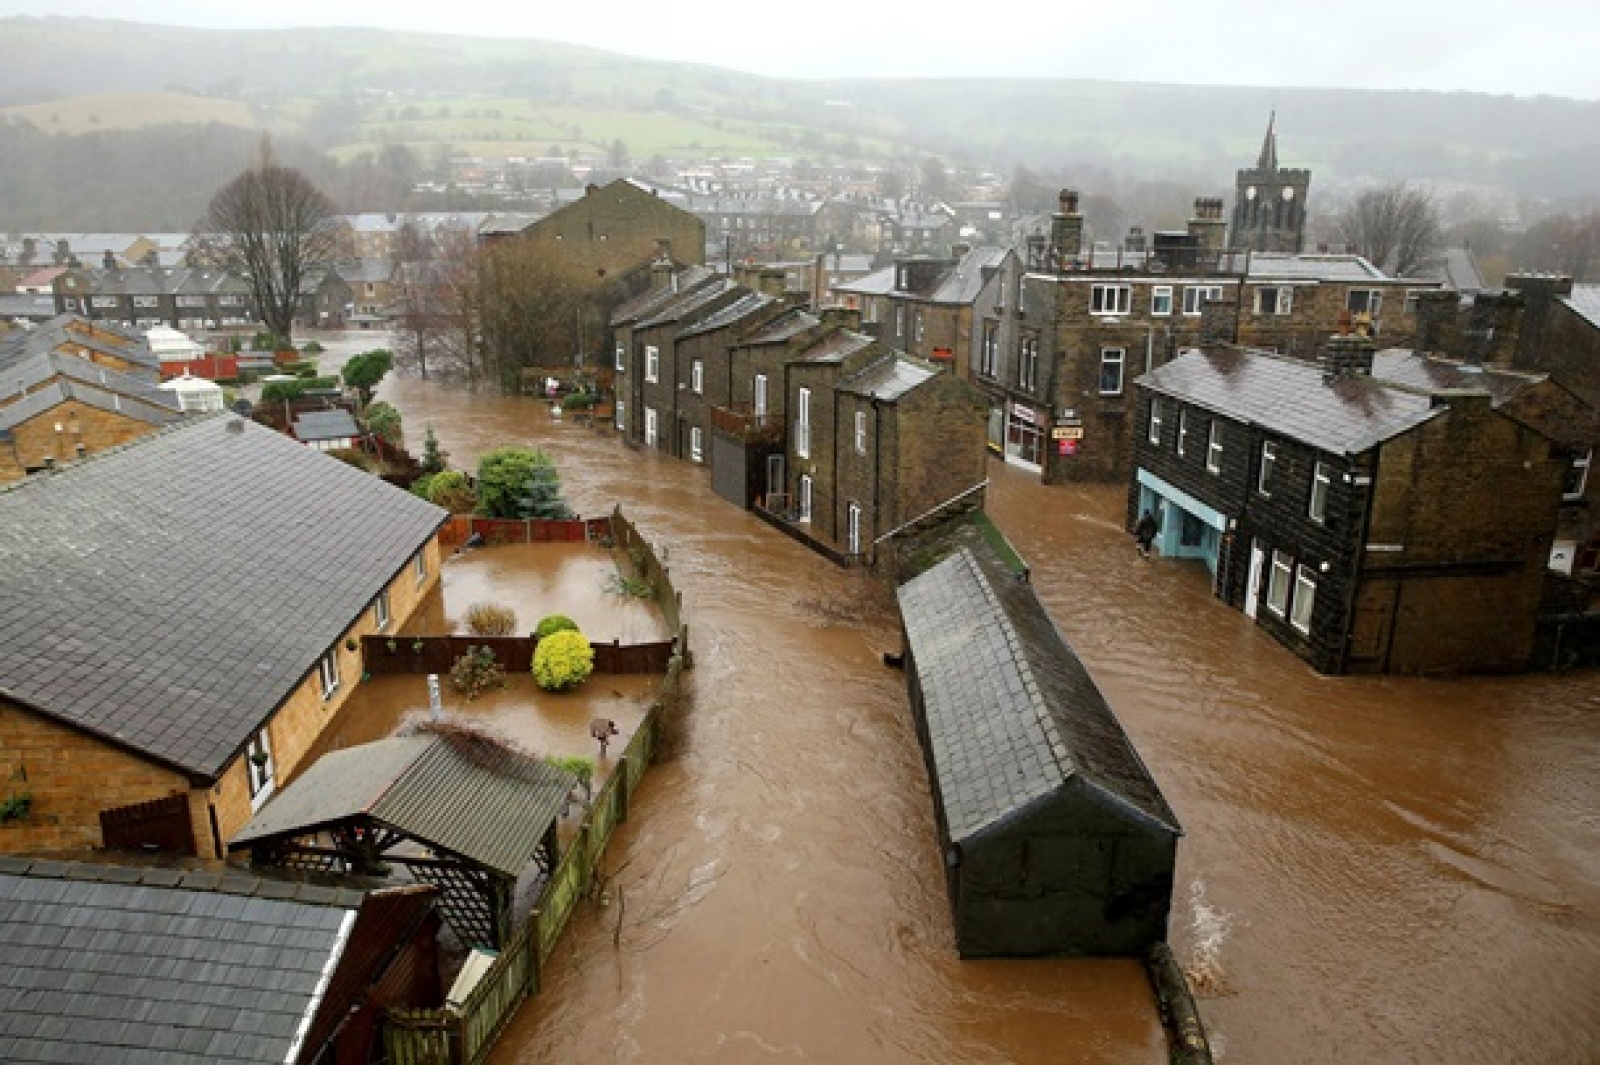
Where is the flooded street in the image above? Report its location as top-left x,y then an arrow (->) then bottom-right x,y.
377,370 -> 1600,1064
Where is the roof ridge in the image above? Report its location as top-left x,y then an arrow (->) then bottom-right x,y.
0,409 -> 229,498
0,855 -> 370,908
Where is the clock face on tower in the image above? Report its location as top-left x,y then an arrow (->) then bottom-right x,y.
1245,186 -> 1257,200
1282,187 -> 1296,201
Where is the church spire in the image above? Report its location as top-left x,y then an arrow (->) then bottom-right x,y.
1257,110 -> 1278,171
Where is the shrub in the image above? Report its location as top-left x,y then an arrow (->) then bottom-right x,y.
475,445 -> 574,519
410,473 -> 436,501
546,754 -> 595,798
364,401 -> 403,445
532,629 -> 593,691
293,362 -> 321,379
561,390 -> 597,411
535,613 -> 579,638
450,645 -> 506,700
465,601 -> 517,636
420,426 -> 448,474
300,340 -> 325,354
327,448 -> 369,470
426,470 -> 476,512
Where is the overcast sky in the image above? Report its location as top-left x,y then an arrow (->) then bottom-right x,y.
3,0 -> 1597,99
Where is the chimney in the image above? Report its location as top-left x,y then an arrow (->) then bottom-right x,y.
820,306 -> 862,332
102,249 -> 116,270
1319,333 -> 1377,384
1464,289 -> 1524,366
1187,197 -> 1227,253
1503,273 -> 1574,369
758,268 -> 787,298
21,237 -> 36,264
1049,189 -> 1083,270
585,183 -> 599,196
1413,289 -> 1460,354
1199,295 -> 1238,346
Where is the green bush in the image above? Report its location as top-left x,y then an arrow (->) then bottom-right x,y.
364,401 -> 403,445
465,601 -> 517,636
450,645 -> 507,700
426,470 -> 476,512
561,390 -> 597,411
301,340 -> 325,354
475,446 -> 574,519
411,473 -> 437,501
545,754 -> 594,797
420,426 -> 448,475
260,376 -> 341,404
535,614 -> 579,638
292,362 -> 321,379
532,629 -> 593,691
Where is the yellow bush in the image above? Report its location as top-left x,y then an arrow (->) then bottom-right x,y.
532,629 -> 594,691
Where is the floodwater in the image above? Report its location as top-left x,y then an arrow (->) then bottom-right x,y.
373,368 -> 1600,1064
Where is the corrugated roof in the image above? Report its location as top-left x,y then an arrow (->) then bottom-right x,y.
1139,348 -> 1441,455
0,416 -> 448,779
897,547 -> 1180,843
0,856 -> 364,1064
231,732 -> 575,876
1561,284 -> 1600,332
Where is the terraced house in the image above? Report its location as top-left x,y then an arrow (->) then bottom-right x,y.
0,415 -> 447,856
51,264 -> 257,331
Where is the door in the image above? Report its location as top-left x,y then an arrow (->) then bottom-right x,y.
1244,539 -> 1264,619
766,454 -> 785,499
644,407 -> 658,448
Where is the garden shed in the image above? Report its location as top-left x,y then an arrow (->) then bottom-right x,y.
896,545 -> 1181,958
230,730 -> 574,951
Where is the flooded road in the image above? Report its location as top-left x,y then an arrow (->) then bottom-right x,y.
377,372 -> 1600,1064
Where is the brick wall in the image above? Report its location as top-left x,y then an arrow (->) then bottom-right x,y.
0,400 -> 169,483
521,182 -> 706,280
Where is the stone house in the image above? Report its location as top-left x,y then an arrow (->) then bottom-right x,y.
627,277 -> 740,455
1130,336 -> 1569,675
608,264 -> 719,439
0,416 -> 447,856
52,266 -> 257,331
671,289 -> 786,466
897,542 -> 1181,957
874,247 -> 1014,378
519,179 -> 706,281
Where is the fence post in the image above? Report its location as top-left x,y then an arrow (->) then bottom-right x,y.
616,755 -> 630,824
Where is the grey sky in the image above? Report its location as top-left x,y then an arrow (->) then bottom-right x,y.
3,1 -> 1597,99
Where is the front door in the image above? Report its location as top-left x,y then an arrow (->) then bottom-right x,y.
1245,539 -> 1264,619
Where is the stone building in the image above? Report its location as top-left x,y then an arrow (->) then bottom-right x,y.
518,178 -> 706,282
1230,113 -> 1310,253
1130,336 -> 1570,674
52,265 -> 257,331
0,416 -> 447,855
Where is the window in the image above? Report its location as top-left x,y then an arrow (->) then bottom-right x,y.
798,474 -> 813,523
1255,286 -> 1293,315
796,387 -> 812,458
1258,441 -> 1278,495
413,550 -> 427,585
645,345 -> 659,383
318,648 -> 340,699
1310,461 -> 1331,523
1099,348 -> 1125,395
980,321 -> 999,377
1206,421 -> 1223,474
1148,398 -> 1163,445
914,310 -> 925,342
1019,335 -> 1039,391
615,398 -> 625,431
1176,408 -> 1189,456
1151,285 -> 1173,316
644,407 -> 658,448
1183,285 -> 1223,315
1565,449 -> 1592,501
90,296 -> 118,308
690,426 -> 703,463
754,374 -> 768,418
854,410 -> 867,454
893,304 -> 905,338
691,358 -> 704,394
132,295 -> 159,308
1291,565 -> 1316,634
246,728 -> 275,809
847,503 -> 863,555
1266,550 -> 1292,616
373,590 -> 391,632
1346,289 -> 1383,316
615,343 -> 626,373
1090,284 -> 1131,315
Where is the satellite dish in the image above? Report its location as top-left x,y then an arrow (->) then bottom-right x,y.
232,398 -> 254,417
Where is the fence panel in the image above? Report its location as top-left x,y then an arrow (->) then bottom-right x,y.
362,635 -> 676,677
382,1010 -> 456,1064
99,792 -> 197,855
535,839 -> 588,963
458,923 -> 537,1065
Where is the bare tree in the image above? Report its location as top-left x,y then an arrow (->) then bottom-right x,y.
203,142 -> 337,344
394,226 -> 479,383
475,238 -> 594,394
1337,182 -> 1443,277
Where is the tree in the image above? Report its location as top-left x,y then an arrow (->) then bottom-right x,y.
363,401 -> 403,447
394,226 -> 479,382
1336,182 -> 1444,277
420,426 -> 448,474
342,348 -> 395,404
475,446 -> 573,519
203,142 -> 337,345
475,238 -> 594,394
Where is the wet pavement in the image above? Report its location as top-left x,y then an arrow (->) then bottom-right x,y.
368,364 -> 1600,1064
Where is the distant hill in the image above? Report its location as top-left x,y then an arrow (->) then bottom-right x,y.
1,15 -> 1598,230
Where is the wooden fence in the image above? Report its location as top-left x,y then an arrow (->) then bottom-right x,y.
439,516 -> 610,550
99,792 -> 196,855
381,506 -> 689,1065
362,635 -> 676,677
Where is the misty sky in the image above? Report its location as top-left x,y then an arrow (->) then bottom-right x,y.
2,0 -> 1597,99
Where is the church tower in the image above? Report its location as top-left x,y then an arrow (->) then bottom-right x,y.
1230,112 -> 1311,253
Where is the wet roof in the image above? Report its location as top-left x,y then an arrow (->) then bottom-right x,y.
636,278 -> 734,330
897,547 -> 1180,843
1246,253 -> 1390,282
0,315 -> 157,374
832,264 -> 895,297
608,266 -> 718,326
798,329 -> 874,364
0,856 -> 365,1064
839,353 -> 939,400
925,247 -> 1009,305
678,289 -> 775,339
292,408 -> 361,441
231,732 -> 574,875
0,378 -> 184,433
1140,348 -> 1441,455
1371,349 -> 1538,404
737,307 -> 820,345
0,416 -> 447,779
1561,284 -> 1600,331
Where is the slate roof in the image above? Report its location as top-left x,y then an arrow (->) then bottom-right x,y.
0,316 -> 157,375
832,265 -> 896,297
636,279 -> 734,330
736,307 -> 820,345
1245,253 -> 1390,282
0,295 -> 59,322
3,350 -> 177,411
924,247 -> 1009,305
798,329 -> 874,364
231,732 -> 575,876
1139,347 -> 1441,456
0,416 -> 448,779
897,547 -> 1180,843
1561,284 -> 1600,332
0,856 -> 367,1064
838,353 -> 938,401
677,290 -> 776,340
1370,349 -> 1538,405
291,409 -> 360,442
608,266 -> 718,327
0,379 -> 185,433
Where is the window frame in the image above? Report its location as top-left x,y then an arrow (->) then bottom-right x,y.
691,358 -> 704,395
1019,334 -> 1039,391
644,344 -> 660,383
1099,347 -> 1126,395
246,728 -> 275,810
980,320 -> 999,378
689,426 -> 703,463
854,410 -> 867,455
1266,550 -> 1292,616
1182,285 -> 1223,315
1564,449 -> 1592,501
1310,461 -> 1331,523
1255,285 -> 1293,315
1148,397 -> 1163,445
1291,564 -> 1317,634
754,374 -> 768,418
1346,289 -> 1383,316
796,386 -> 812,459
1177,408 -> 1188,457
373,590 -> 391,632
614,343 -> 626,373
1151,285 -> 1173,316
1090,283 -> 1132,316
318,648 -> 340,700
413,550 -> 428,586
1258,441 -> 1278,496
1206,421 -> 1224,474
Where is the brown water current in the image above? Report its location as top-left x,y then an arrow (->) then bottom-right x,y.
377,373 -> 1600,1064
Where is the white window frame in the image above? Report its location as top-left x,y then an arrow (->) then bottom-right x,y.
798,474 -> 813,523
645,344 -> 660,383
795,387 -> 812,459
854,410 -> 867,454
1310,461 -> 1331,523
319,648 -> 340,700
246,728 -> 275,810
1019,335 -> 1039,391
1266,550 -> 1292,617
132,295 -> 159,308
1564,449 -> 1592,502
754,374 -> 768,418
1206,421 -> 1223,474
1258,441 -> 1277,496
847,502 -> 862,555
980,321 -> 998,377
1148,398 -> 1163,445
689,426 -> 703,463
915,310 -> 925,342
644,406 -> 659,448
1151,285 -> 1173,317
1090,283 -> 1131,316
691,358 -> 704,394
1177,408 -> 1188,457
373,590 -> 391,631
1291,565 -> 1316,634
1099,347 -> 1125,395
1346,289 -> 1383,317
615,342 -> 626,373
1255,286 -> 1293,315
413,550 -> 427,586
1182,285 -> 1223,315
893,304 -> 905,338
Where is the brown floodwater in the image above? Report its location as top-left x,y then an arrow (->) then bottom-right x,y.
375,371 -> 1600,1064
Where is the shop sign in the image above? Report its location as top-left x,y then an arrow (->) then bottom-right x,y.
1050,425 -> 1084,441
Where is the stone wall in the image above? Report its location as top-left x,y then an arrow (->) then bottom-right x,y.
0,399 -> 169,483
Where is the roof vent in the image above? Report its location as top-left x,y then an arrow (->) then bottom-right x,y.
226,417 -> 246,433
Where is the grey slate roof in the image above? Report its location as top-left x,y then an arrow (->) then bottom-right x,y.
1371,349 -> 1538,405
924,247 -> 1009,305
1139,348 -> 1441,456
0,316 -> 157,375
839,353 -> 939,400
737,307 -> 820,345
231,732 -> 575,875
832,265 -> 896,297
0,856 -> 365,1065
607,266 -> 718,327
798,329 -> 874,364
0,379 -> 185,433
678,289 -> 775,339
0,416 -> 448,779
1561,284 -> 1600,332
1245,253 -> 1390,282
292,409 -> 361,442
636,278 -> 734,330
897,547 -> 1179,843
4,350 -> 177,410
